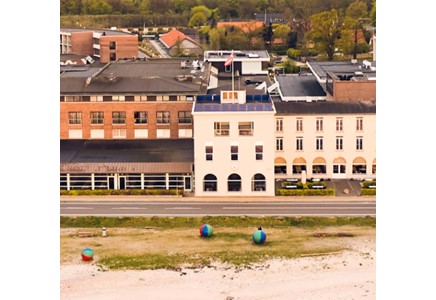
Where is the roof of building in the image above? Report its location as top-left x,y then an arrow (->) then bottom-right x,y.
60,28 -> 134,36
254,13 -> 287,23
204,50 -> 270,60
60,59 -> 210,94
194,102 -> 274,113
60,139 -> 194,173
159,28 -> 200,49
274,100 -> 376,115
308,60 -> 376,81
208,74 -> 272,96
275,75 -> 326,97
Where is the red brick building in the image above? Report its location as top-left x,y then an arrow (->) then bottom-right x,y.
60,59 -> 210,140
60,28 -> 138,63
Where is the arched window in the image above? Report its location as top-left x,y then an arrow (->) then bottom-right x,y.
227,173 -> 241,192
292,157 -> 307,174
352,157 -> 367,174
203,174 -> 217,192
252,173 -> 266,191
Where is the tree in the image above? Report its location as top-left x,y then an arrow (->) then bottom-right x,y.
306,9 -> 341,61
274,25 -> 291,45
82,0 -> 113,14
345,1 -> 368,19
370,0 -> 376,26
188,12 -> 207,27
262,22 -> 273,47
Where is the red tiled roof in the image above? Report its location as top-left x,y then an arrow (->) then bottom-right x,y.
160,28 -> 199,49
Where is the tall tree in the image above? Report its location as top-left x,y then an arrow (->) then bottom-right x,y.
306,9 -> 341,61
345,0 -> 368,19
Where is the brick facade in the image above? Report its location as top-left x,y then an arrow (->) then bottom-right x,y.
332,81 -> 376,102
99,35 -> 138,63
70,32 -> 94,56
60,101 -> 193,139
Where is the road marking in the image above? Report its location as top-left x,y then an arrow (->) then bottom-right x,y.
63,207 -> 93,209
113,207 -> 147,210
165,207 -> 201,210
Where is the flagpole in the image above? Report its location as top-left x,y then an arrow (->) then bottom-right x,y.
231,50 -> 234,93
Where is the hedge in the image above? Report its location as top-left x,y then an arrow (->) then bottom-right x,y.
276,188 -> 335,196
360,188 -> 376,196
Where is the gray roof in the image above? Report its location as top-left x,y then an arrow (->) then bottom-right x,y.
60,59 -> 210,94
60,139 -> 194,174
208,75 -> 272,95
274,100 -> 376,115
61,28 -> 133,36
204,50 -> 270,60
308,61 -> 376,80
276,75 -> 326,97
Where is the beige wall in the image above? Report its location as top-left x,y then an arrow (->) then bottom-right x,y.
193,111 -> 276,196
274,113 -> 376,179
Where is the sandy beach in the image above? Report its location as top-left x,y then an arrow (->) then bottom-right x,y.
61,234 -> 375,300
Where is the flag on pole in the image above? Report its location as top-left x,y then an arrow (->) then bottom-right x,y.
224,51 -> 234,67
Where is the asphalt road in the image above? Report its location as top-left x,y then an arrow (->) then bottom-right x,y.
60,200 -> 376,217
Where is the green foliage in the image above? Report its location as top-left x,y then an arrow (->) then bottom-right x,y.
282,59 -> 300,73
346,1 -> 368,19
362,180 -> 376,188
60,189 -> 180,196
188,12 -> 207,27
306,9 -> 341,61
60,216 -> 376,229
361,188 -> 376,196
286,48 -> 302,59
276,189 -> 336,196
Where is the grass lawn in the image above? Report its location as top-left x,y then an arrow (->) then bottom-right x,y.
60,216 -> 375,270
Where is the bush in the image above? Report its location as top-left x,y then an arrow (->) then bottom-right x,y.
361,188 -> 376,196
277,189 -> 335,196
362,180 -> 376,188
286,48 -> 301,59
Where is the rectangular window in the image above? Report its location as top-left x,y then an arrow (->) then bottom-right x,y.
276,118 -> 283,132
356,137 -> 363,150
156,111 -> 170,124
276,137 -> 283,151
169,95 -> 178,101
296,118 -> 303,132
336,136 -> 343,150
178,111 -> 192,124
214,122 -> 230,136
316,137 -> 323,150
90,96 -> 103,102
147,95 -> 157,101
205,146 -> 213,161
134,111 -> 148,124
112,111 -> 126,124
255,145 -> 263,160
156,129 -> 170,138
65,96 -> 81,102
231,145 -> 238,161
68,112 -> 82,125
296,137 -> 303,151
336,118 -> 343,131
112,95 -> 125,101
109,41 -> 116,50
103,96 -> 112,102
356,117 -> 363,131
239,121 -> 254,136
316,118 -> 323,132
110,52 -> 116,61
90,112 -> 104,124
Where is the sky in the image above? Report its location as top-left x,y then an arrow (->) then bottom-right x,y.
1,1 -> 434,299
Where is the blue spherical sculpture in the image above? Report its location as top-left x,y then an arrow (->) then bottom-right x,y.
199,224 -> 213,238
252,229 -> 266,244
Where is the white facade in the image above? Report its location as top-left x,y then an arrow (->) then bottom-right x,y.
193,105 -> 276,196
274,113 -> 376,180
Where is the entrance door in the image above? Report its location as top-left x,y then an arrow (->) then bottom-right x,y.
119,176 -> 126,189
184,176 -> 192,192
333,164 -> 346,178
108,176 -> 115,189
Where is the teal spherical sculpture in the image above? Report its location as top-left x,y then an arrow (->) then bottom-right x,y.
200,224 -> 213,238
81,247 -> 94,261
252,229 -> 266,244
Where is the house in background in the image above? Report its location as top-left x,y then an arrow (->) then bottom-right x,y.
60,28 -> 138,63
159,28 -> 203,57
